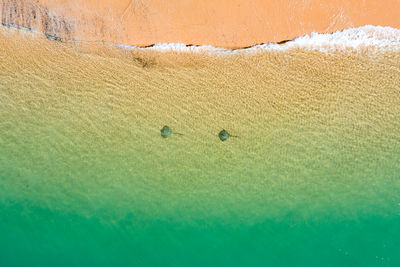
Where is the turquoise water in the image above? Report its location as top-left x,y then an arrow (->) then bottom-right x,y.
1,203 -> 400,266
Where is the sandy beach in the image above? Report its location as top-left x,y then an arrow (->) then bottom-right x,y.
1,0 -> 400,48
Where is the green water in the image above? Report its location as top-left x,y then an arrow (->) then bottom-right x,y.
1,202 -> 400,266
1,34 -> 400,266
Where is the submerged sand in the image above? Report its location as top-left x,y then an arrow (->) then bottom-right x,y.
1,29 -> 399,223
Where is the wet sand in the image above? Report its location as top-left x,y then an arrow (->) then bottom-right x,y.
1,0 -> 400,48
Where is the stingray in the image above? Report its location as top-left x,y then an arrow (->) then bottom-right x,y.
218,129 -> 238,141
160,125 -> 183,138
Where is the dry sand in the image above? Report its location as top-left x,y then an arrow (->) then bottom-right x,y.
1,0 -> 400,48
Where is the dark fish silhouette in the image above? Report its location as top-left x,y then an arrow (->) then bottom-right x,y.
218,129 -> 238,141
160,125 -> 183,138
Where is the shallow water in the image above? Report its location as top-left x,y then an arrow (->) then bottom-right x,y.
1,30 -> 400,266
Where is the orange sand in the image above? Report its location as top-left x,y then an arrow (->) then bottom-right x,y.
1,0 -> 400,48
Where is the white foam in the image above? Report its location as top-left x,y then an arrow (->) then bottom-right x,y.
132,25 -> 400,54
281,25 -> 400,52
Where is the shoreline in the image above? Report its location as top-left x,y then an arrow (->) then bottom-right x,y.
2,23 -> 400,55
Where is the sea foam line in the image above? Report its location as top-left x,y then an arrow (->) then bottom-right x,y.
2,23 -> 400,54
117,25 -> 400,54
